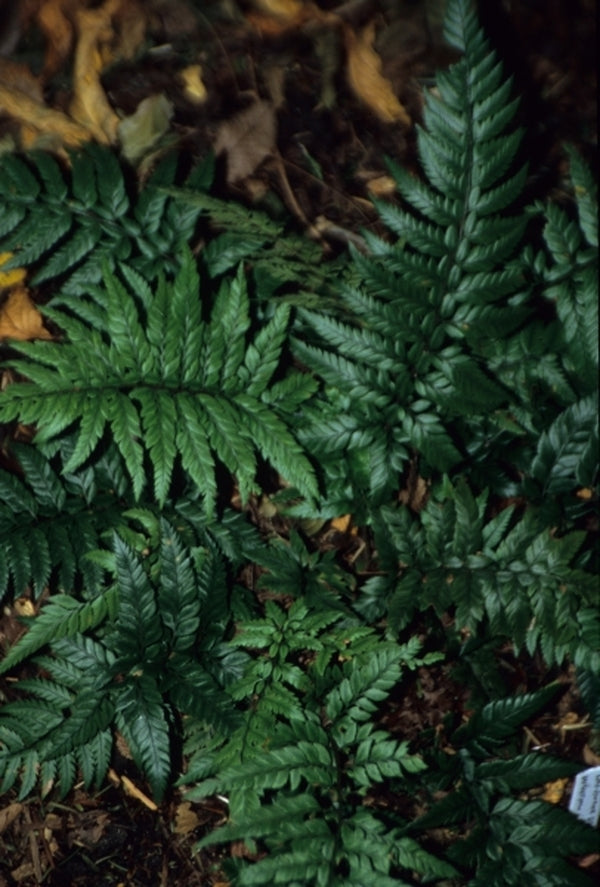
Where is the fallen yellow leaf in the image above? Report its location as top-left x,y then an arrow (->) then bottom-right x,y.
120,773 -> 158,810
576,487 -> 594,500
330,514 -> 352,533
13,597 -> 36,617
180,65 -> 207,104
345,21 -> 411,126
0,81 -> 91,148
0,287 -> 52,341
541,777 -> 569,804
251,0 -> 305,23
366,175 -> 397,197
0,252 -> 27,289
69,0 -> 122,143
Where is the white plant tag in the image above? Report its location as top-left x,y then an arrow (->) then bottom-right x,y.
568,766 -> 600,827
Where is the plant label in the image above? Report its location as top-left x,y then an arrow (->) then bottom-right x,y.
568,766 -> 600,827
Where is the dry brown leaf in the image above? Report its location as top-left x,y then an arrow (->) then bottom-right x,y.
10,863 -> 36,883
366,174 -> 397,197
345,21 -> 411,126
214,100 -> 277,184
251,0 -> 305,25
173,802 -> 200,836
0,287 -> 52,342
0,803 -> 23,835
37,0 -> 75,80
111,0 -> 147,61
248,0 -> 334,35
69,0 -> 123,144
0,82 -> 90,148
0,59 -> 43,103
109,771 -> 159,810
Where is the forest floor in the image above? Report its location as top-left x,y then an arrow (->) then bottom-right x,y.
0,1 -> 597,884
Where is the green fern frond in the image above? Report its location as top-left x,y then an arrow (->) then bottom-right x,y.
565,145 -> 598,248
0,147 -> 211,293
0,520 -> 239,799
0,250 -> 317,510
536,151 -> 599,389
371,480 -> 599,669
0,675 -> 114,799
115,673 -> 172,801
158,185 -> 331,295
530,395 -> 598,495
0,441 -> 129,604
453,683 -> 563,752
292,0 -> 530,502
0,589 -> 117,675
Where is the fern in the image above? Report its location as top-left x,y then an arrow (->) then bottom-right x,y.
0,249 -> 318,510
0,439 -> 131,604
407,685 -> 596,887
0,146 -> 211,293
292,0 -> 531,504
159,187 -> 334,297
188,623 -> 437,887
361,477 -> 599,671
0,1 -> 596,882
0,522 -> 241,799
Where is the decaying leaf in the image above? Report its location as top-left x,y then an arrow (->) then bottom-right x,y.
345,21 -> 411,125
0,252 -> 27,290
118,93 -> 174,163
0,59 -> 43,104
0,0 -> 147,148
173,802 -> 200,835
214,100 -> 277,184
366,174 -> 397,197
0,81 -> 90,149
541,777 -> 569,803
13,598 -> 36,617
0,803 -> 23,835
37,0 -> 75,80
330,514 -> 352,533
251,0 -> 306,25
108,769 -> 158,810
69,0 -> 123,143
179,64 -> 207,104
0,287 -> 52,342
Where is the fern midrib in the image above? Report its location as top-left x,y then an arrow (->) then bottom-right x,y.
15,379 -> 264,400
442,60 -> 476,307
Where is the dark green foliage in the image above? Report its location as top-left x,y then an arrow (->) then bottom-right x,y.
293,0 -> 530,503
407,685 -> 595,887
0,440 -> 131,604
187,615 -> 445,887
0,146 -> 211,293
0,0 -> 597,883
362,478 -> 599,671
0,249 -> 318,511
0,523 -> 239,800
158,187 -> 338,300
